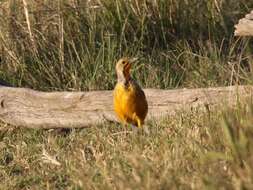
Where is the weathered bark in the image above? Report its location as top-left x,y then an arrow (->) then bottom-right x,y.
0,85 -> 252,129
235,10 -> 253,36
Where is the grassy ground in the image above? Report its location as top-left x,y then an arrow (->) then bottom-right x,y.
1,103 -> 253,189
1,0 -> 253,189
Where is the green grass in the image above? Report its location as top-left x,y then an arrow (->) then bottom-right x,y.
0,0 -> 253,90
1,0 -> 253,189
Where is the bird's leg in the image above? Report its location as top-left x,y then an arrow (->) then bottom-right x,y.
132,113 -> 142,128
137,119 -> 142,128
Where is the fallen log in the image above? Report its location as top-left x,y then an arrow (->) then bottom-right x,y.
235,10 -> 253,36
0,85 -> 252,129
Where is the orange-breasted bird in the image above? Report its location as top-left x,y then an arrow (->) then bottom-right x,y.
113,57 -> 148,127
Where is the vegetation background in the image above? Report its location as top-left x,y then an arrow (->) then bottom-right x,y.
0,0 -> 253,189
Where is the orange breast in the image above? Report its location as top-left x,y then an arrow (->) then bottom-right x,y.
113,82 -> 148,126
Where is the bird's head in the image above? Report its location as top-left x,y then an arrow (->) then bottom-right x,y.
116,57 -> 137,82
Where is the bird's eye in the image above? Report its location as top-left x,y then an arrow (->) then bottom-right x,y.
122,61 -> 126,64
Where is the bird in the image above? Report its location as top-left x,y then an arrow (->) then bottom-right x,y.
113,57 -> 148,128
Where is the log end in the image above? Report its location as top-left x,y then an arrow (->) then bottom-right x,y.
234,10 -> 253,36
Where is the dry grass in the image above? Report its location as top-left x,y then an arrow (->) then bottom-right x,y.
1,102 -> 253,189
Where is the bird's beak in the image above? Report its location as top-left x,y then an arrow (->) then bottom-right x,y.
124,58 -> 138,74
129,57 -> 138,64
